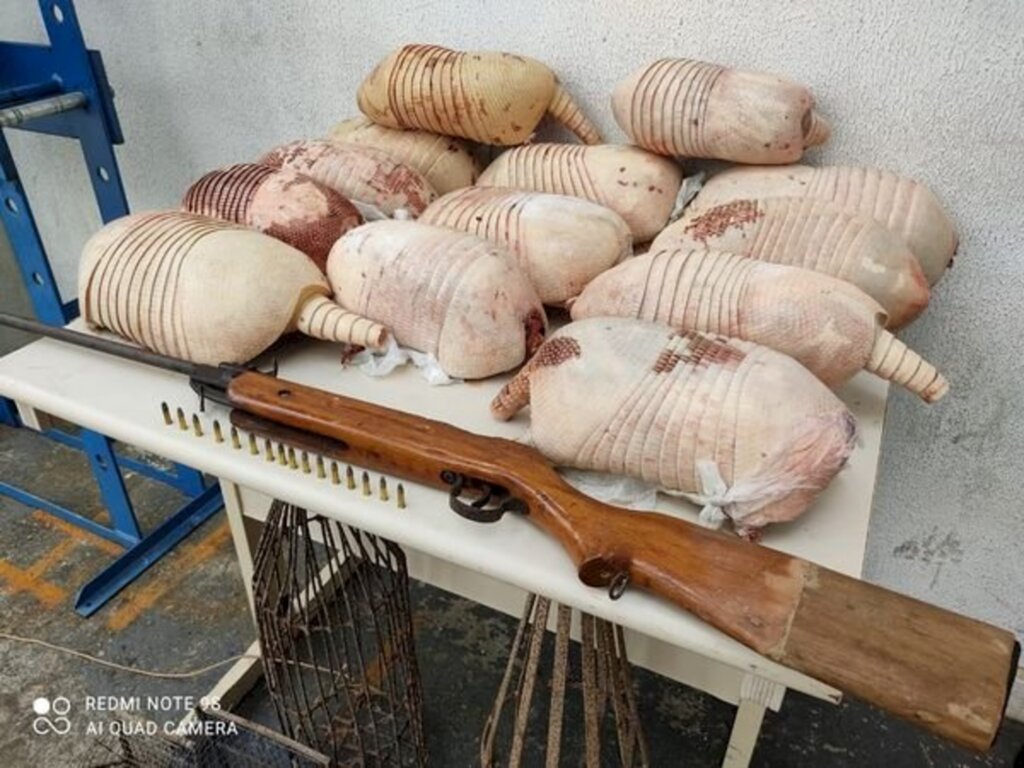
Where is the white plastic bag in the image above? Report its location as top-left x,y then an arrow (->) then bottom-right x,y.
560,468 -> 660,511
348,336 -> 458,386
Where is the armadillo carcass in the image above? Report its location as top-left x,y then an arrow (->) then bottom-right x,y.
357,44 -> 601,146
326,220 -> 546,379
491,318 -> 856,539
419,187 -> 632,305
328,117 -> 481,195
570,248 -> 948,401
611,57 -> 830,164
79,212 -> 388,364
687,165 -> 957,285
651,197 -> 930,328
477,144 -> 683,242
182,163 -> 362,272
259,140 -> 436,218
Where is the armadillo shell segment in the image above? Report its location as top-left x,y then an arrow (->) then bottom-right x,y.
611,58 -> 829,164
571,248 -> 886,387
547,82 -> 603,145
294,294 -> 389,350
357,44 -> 600,146
326,220 -> 546,379
327,117 -> 481,194
78,211 -> 337,365
259,139 -> 437,217
690,165 -> 957,285
652,197 -> 930,329
491,318 -> 855,537
569,247 -> 946,400
477,143 -> 683,242
419,186 -> 632,305
182,163 -> 362,272
864,330 -> 948,403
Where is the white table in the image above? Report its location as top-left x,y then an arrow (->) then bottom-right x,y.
0,330 -> 888,767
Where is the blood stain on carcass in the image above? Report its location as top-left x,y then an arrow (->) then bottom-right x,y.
523,310 -> 548,356
654,333 -> 745,372
683,200 -> 763,243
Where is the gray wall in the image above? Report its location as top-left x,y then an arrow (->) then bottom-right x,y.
2,1 -> 1021,647
0,229 -> 34,354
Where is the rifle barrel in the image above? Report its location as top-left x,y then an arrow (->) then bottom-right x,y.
0,312 -> 230,385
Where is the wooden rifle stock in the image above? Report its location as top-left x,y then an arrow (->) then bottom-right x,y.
228,370 -> 1018,751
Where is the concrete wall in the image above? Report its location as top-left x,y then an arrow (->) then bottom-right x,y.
2,0 -> 1021,683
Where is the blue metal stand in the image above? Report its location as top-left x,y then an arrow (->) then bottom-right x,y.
0,0 -> 223,617
0,396 -> 17,427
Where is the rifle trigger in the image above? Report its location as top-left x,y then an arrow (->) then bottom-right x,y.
442,471 -> 527,524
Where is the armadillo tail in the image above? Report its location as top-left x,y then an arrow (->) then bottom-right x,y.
548,83 -> 602,145
296,295 -> 389,350
804,109 -> 831,148
866,330 -> 949,403
490,365 -> 534,421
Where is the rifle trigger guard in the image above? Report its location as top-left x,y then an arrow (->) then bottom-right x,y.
441,471 -> 527,524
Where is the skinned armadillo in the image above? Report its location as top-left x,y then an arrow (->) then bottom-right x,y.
357,44 -> 601,146
477,144 -> 684,242
259,140 -> 436,218
611,57 -> 830,164
326,220 -> 546,379
182,163 -> 362,272
79,212 -> 388,364
491,318 -> 856,539
687,165 -> 957,285
651,197 -> 930,328
327,117 -> 481,195
570,248 -> 948,401
419,187 -> 632,305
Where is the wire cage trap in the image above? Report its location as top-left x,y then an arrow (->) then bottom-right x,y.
481,593 -> 649,768
252,501 -> 426,767
78,707 -> 330,767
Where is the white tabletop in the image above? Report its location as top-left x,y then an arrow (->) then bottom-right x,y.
0,328 -> 888,700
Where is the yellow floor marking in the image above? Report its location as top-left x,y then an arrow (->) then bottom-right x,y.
25,538 -> 77,578
29,510 -> 123,556
105,522 -> 231,632
0,510 -> 228,616
0,560 -> 67,608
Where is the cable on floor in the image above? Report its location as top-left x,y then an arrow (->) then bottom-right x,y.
0,630 -> 259,679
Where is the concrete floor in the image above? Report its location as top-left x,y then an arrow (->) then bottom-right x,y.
0,425 -> 1022,767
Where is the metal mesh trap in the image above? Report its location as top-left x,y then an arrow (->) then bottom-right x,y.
252,501 -> 426,767
481,593 -> 648,768
78,707 -> 330,766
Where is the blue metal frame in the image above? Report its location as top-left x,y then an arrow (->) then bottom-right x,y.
0,0 -> 222,617
0,396 -> 17,427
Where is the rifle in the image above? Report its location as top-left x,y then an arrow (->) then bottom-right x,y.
0,313 -> 1017,751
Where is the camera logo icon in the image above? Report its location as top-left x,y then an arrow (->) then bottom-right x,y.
32,697 -> 72,735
